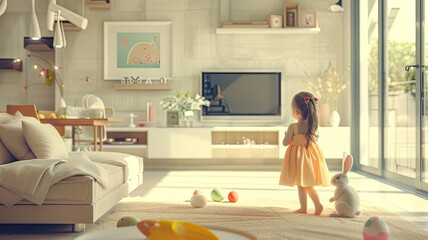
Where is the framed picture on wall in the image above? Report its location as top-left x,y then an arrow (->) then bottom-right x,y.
299,10 -> 317,28
103,21 -> 172,80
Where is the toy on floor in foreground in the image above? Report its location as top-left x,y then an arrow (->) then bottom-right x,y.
211,188 -> 225,202
117,216 -> 140,228
228,191 -> 239,203
362,216 -> 390,240
190,193 -> 207,208
329,153 -> 362,218
137,219 -> 220,240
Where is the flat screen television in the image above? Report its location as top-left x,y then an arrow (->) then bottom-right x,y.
201,70 -> 283,123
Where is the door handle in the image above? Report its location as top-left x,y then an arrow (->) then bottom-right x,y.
405,64 -> 419,71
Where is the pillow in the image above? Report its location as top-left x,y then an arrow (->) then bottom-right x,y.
0,140 -> 16,164
22,119 -> 68,159
0,112 -> 36,160
0,113 -> 12,124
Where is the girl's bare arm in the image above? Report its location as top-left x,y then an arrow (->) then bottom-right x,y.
282,123 -> 294,146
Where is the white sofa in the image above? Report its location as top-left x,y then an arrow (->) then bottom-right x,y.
0,112 -> 143,231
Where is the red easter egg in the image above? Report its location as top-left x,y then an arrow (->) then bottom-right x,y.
228,191 -> 239,203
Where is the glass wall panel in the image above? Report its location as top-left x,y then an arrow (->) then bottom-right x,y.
359,0 -> 380,169
423,1 -> 428,185
384,0 -> 416,178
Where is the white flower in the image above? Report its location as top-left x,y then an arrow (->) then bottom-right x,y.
160,91 -> 210,113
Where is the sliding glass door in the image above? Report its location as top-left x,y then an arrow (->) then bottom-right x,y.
384,0 -> 417,183
358,0 -> 428,191
423,1 -> 428,188
359,0 -> 381,174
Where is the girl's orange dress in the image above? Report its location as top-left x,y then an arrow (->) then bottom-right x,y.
279,124 -> 331,187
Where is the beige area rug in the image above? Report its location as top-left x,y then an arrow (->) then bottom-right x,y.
84,197 -> 428,240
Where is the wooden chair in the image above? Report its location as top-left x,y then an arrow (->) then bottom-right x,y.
6,104 -> 65,136
6,104 -> 39,120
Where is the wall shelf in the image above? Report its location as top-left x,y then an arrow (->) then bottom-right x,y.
216,27 -> 321,35
0,58 -> 22,71
86,0 -> 111,9
112,83 -> 172,91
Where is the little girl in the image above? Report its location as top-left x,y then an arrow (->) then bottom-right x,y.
279,91 -> 331,215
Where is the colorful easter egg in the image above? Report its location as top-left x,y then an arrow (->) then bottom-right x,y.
117,216 -> 140,228
228,191 -> 239,203
190,194 -> 207,208
210,188 -> 225,202
362,216 -> 390,240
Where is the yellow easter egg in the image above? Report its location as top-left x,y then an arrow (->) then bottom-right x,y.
49,113 -> 57,119
38,113 -> 45,119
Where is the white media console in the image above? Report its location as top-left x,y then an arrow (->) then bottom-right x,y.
103,126 -> 350,162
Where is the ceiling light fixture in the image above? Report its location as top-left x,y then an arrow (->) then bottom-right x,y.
60,19 -> 67,48
329,0 -> 344,13
47,0 -> 56,31
0,0 -> 7,17
30,0 -> 41,40
47,1 -> 88,31
53,10 -> 64,48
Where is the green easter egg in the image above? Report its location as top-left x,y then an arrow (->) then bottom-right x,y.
211,188 -> 225,202
117,216 -> 140,228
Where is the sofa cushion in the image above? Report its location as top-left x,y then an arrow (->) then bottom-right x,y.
22,119 -> 68,159
0,140 -> 15,165
0,113 -> 12,123
0,113 -> 17,164
68,151 -> 144,182
0,112 -> 37,160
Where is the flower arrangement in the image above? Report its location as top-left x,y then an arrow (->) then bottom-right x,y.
160,91 -> 210,114
304,62 -> 350,110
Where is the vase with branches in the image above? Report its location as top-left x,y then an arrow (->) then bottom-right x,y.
304,62 -> 350,111
304,62 -> 350,126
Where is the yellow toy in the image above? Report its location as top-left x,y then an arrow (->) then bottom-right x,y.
137,220 -> 219,240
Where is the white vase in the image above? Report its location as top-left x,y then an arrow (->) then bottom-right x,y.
329,110 -> 341,127
180,111 -> 194,127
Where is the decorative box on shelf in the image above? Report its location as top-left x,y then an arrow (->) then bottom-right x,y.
112,76 -> 172,90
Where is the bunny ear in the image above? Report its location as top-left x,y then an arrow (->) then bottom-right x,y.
342,154 -> 353,173
343,152 -> 348,160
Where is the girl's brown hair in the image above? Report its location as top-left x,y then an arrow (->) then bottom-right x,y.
292,91 -> 319,148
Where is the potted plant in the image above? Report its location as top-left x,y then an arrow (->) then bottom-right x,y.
160,91 -> 210,126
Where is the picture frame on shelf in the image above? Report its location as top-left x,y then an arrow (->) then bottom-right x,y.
166,111 -> 179,127
283,2 -> 299,28
299,10 -> 317,28
103,21 -> 172,80
269,15 -> 283,28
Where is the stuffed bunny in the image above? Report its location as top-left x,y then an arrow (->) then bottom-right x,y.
329,153 -> 362,218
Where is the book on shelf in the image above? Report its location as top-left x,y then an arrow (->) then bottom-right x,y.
222,20 -> 269,28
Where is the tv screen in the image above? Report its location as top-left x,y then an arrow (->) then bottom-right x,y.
201,71 -> 282,120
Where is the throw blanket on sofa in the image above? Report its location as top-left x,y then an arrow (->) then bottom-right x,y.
0,153 -> 109,208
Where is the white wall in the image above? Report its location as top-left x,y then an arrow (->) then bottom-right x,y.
0,0 -> 351,126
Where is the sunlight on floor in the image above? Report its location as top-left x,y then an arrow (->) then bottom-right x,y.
130,170 -> 428,231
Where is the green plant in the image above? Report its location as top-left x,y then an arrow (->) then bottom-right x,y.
369,40 -> 416,95
160,90 -> 210,114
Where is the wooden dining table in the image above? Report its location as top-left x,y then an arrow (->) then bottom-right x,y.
40,118 -> 122,151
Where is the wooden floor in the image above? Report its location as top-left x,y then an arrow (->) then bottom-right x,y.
0,169 -> 427,239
